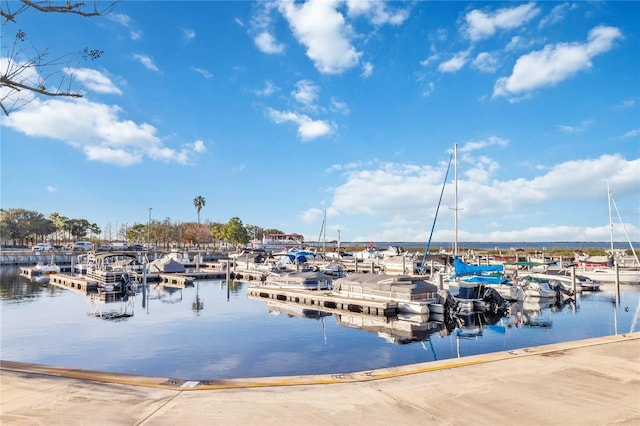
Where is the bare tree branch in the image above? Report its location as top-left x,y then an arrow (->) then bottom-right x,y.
0,1 -> 116,115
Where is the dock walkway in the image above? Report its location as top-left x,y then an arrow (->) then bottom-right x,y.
1,333 -> 638,425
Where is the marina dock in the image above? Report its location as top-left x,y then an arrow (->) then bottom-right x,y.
1,333 -> 638,425
247,286 -> 397,317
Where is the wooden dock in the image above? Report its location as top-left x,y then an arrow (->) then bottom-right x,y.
246,286 -> 397,317
49,273 -> 98,294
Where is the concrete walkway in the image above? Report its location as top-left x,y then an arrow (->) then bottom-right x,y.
2,333 -> 639,425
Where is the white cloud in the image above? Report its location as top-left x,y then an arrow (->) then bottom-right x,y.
133,54 -> 160,72
324,153 -> 639,242
64,68 -> 122,94
109,13 -> 130,26
191,140 -> 207,153
292,80 -> 319,108
493,26 -> 622,100
330,98 -> 350,115
191,67 -> 213,79
278,0 -> 361,74
471,52 -> 499,73
538,3 -> 576,29
420,53 -> 440,67
301,207 -> 324,224
556,120 -> 593,133
621,129 -> 640,138
109,13 -> 141,41
46,186 -> 57,193
458,137 -> 509,154
254,31 -> 285,54
361,62 -> 373,78
232,163 -> 246,173
614,99 -> 636,109
345,0 -> 410,26
438,50 -> 470,73
255,80 -> 277,97
182,28 -> 196,42
2,97 -> 203,166
463,2 -> 540,42
266,108 -> 334,140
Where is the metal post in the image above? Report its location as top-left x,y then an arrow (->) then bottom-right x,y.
571,265 -> 576,295
438,273 -> 443,290
615,263 -> 620,306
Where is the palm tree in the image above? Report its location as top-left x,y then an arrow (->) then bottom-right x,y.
193,195 -> 206,246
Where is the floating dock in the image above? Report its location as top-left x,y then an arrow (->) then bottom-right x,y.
246,286 -> 397,317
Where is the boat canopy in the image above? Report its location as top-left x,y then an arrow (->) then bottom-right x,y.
462,275 -> 510,285
280,250 -> 317,263
454,257 -> 503,277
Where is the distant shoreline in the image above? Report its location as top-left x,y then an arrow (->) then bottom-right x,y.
312,241 -> 638,251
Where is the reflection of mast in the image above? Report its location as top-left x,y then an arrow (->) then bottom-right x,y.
420,339 -> 437,361
192,282 -> 204,314
322,316 -> 327,344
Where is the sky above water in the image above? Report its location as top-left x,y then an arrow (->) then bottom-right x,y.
1,1 -> 639,243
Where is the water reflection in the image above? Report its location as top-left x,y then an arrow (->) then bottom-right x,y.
2,265 -> 640,380
87,292 -> 136,321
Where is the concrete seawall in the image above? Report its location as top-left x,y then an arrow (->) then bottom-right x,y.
2,333 -> 639,425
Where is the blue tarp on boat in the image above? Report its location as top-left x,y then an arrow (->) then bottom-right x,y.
454,256 -> 503,277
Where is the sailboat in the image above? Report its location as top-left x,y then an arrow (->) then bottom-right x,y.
439,143 -> 517,309
574,181 -> 639,284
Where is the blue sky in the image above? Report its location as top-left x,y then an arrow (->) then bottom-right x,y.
1,1 -> 639,243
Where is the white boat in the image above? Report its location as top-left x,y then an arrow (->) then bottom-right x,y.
528,269 -> 602,292
73,253 -> 96,275
148,257 -> 187,273
380,255 -> 422,275
33,255 -> 60,275
573,267 -> 640,284
575,181 -> 640,284
315,260 -> 347,278
332,274 -> 440,315
263,271 -> 332,290
518,276 -> 559,299
86,252 -> 141,291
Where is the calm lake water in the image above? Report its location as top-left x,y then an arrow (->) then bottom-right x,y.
1,265 -> 639,380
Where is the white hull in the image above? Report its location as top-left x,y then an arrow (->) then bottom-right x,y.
576,268 -> 640,284
528,272 -> 603,292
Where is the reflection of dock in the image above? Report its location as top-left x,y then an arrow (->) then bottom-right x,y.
247,286 -> 397,317
261,298 -> 332,319
158,274 -> 194,288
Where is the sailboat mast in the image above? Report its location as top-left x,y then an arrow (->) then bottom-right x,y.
323,209 -> 326,256
607,179 -> 614,256
454,142 -> 458,258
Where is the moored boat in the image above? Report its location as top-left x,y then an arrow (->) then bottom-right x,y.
332,273 -> 441,315
263,271 -> 332,291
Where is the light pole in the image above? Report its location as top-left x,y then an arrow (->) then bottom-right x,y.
148,208 -> 152,249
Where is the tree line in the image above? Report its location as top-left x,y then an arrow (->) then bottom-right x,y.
0,208 -> 285,249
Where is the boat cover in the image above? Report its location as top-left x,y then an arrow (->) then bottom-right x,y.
454,257 -> 503,277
